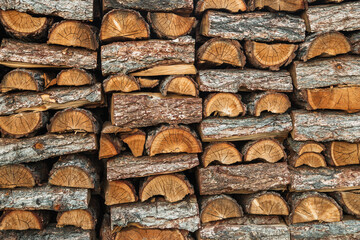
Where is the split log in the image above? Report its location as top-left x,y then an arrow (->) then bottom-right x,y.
242,138 -> 286,163
1,68 -> 47,93
200,195 -> 243,223
147,12 -> 195,39
289,192 -> 342,224
104,180 -> 137,206
203,93 -> 246,118
0,39 -> 97,69
107,153 -> 199,180
297,32 -> 351,62
160,75 -> 198,97
0,133 -> 97,166
121,130 -> 145,157
49,154 -> 99,190
101,121 -> 133,134
103,74 -> 140,93
57,201 -> 98,230
146,125 -> 202,156
114,228 -> 192,240
289,152 -> 327,168
325,141 -> 360,166
286,138 -> 325,155
291,56 -> 360,90
350,32 -> 360,55
246,92 -> 291,116
199,114 -> 292,142
195,0 -> 247,14
290,166 -> 360,192
100,9 -> 149,43
138,77 -> 159,88
240,191 -> 289,216
0,185 -> 90,211
304,2 -> 360,33
110,196 -> 200,232
198,69 -> 293,93
247,0 -> 306,12
129,64 -> 196,77
0,112 -> 48,138
244,41 -> 297,71
55,69 -> 95,87
202,142 -> 242,167
197,38 -> 246,68
197,162 -> 291,195
0,83 -> 103,115
101,36 -> 195,76
99,134 -> 122,160
48,21 -> 98,50
200,11 -> 305,42
0,210 -> 49,230
332,191 -> 360,218
291,110 -> 360,142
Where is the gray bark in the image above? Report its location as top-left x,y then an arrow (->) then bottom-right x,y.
350,31 -> 360,55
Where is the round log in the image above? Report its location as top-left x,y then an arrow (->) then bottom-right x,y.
326,141 -> 360,166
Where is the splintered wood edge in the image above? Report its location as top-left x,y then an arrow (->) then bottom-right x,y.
130,64 -> 197,76
0,61 -> 71,68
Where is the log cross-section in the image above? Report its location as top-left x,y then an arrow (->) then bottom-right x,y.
326,141 -> 360,166
55,69 -> 95,87
202,142 -> 242,167
0,210 -> 49,230
246,92 -> 291,116
1,68 -> 47,93
196,0 -> 247,14
203,93 -> 246,118
247,0 -> 306,12
242,138 -> 286,163
104,180 -> 137,206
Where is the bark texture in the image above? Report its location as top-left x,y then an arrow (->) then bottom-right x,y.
350,32 -> 360,55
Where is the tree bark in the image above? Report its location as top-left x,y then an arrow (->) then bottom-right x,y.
350,31 -> 360,55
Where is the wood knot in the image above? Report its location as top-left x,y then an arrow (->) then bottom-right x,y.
54,205 -> 61,211
336,64 -> 343,69
34,143 -> 44,149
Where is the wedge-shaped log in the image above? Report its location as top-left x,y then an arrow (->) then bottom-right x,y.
332,191 -> 360,218
0,133 -> 96,166
115,227 -> 192,240
0,210 -> 49,230
350,32 -> 360,55
289,152 -> 327,168
242,138 -> 286,163
201,11 -> 305,42
286,138 -> 325,155
130,64 -> 197,77
203,93 -> 246,118
160,75 -> 198,97
105,180 -> 137,206
198,162 -> 291,195
0,39 -> 97,69
139,77 -> 159,88
326,141 -> 360,166
196,0 -> 246,14
1,68 -> 47,93
121,130 -> 145,157
202,142 -> 242,167
55,69 -> 95,87
198,69 -> 293,93
247,0 -> 306,12
110,196 -> 200,232
99,134 -> 122,160
103,74 -> 140,93
107,153 -> 199,180
200,114 -> 292,142
247,92 -> 290,116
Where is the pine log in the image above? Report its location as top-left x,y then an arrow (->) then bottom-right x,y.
288,152 -> 327,168
0,39 -> 97,69
0,83 -> 102,115
350,32 -> 360,55
101,36 -> 194,76
114,227 -> 192,240
110,196 -> 200,232
107,153 -> 199,180
203,93 -> 246,118
246,92 -> 291,116
325,142 -> 360,166
0,185 -> 90,211
120,130 -> 145,157
242,138 -> 286,163
199,114 -> 292,142
0,210 -> 49,230
195,0 -> 247,14
0,133 -> 97,166
197,162 -> 291,195
202,142 -> 242,167
138,77 -> 159,88
55,69 -> 95,87
247,0 -> 306,12
304,2 -> 360,33
286,138 -> 325,155
331,191 -> 360,218
198,69 -> 293,93
160,75 -> 198,97
99,134 -> 122,160
200,11 -> 305,42
1,68 -> 47,93
104,180 -> 137,206
291,110 -> 360,142
103,74 -> 140,93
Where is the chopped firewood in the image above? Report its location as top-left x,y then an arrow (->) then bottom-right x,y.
325,141 -> 360,166
48,20 -> 98,50
289,152 -> 327,168
57,209 -> 96,230
200,195 -> 243,223
107,153 -> 199,180
147,12 -> 195,39
350,32 -> 360,55
0,210 -> 49,230
289,192 -> 342,224
242,138 -> 286,163
99,134 -> 122,160
298,32 -> 351,62
203,93 -> 246,118
202,142 -> 242,167
104,180 -> 137,206
121,130 -> 146,157
49,154 -> 99,190
196,0 -> 247,14
247,0 -> 306,12
198,69 -> 293,93
1,68 -> 47,93
114,228 -> 191,240
101,121 -> 133,134
244,41 -> 297,71
246,92 -> 291,116
140,174 -> 194,203
331,191 -> 360,218
130,64 -> 197,77
160,75 -> 198,97
240,191 -> 289,216
197,38 -> 246,68
146,125 -> 202,156
100,9 -> 149,43
201,11 -> 305,42
286,138 -> 325,155
198,162 -> 290,195
138,77 -> 159,88
103,74 -> 140,93
56,69 -> 95,87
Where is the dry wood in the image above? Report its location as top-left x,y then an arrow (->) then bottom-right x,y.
247,0 -> 306,12
103,74 -> 140,93
201,11 -> 305,42
107,153 -> 199,180
198,162 -> 290,195
286,138 -> 325,155
1,69 -> 47,93
56,69 -> 95,87
202,142 -> 242,167
99,134 -> 122,160
0,210 -> 49,230
331,191 -> 360,218
104,180 -> 137,206
242,138 -> 286,163
203,93 -> 246,118
114,227 -> 191,240
326,141 -> 360,166
130,64 -> 197,77
289,152 -> 327,168
138,77 -> 159,88
246,92 -> 291,116
121,130 -> 145,157
196,0 -> 247,14
101,121 -> 133,134
146,125 -> 202,156
350,32 -> 360,55
160,75 -> 198,97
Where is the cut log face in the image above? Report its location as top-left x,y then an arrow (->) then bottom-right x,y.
247,0 -> 306,12
247,92 -> 291,117
1,69 -> 46,93
121,130 -> 146,157
202,142 -> 242,167
0,164 -> 44,189
160,75 -> 198,97
99,134 -> 122,160
100,9 -> 150,43
327,141 -> 360,166
148,12 -> 195,39
56,210 -> 95,230
196,0 -> 247,13
290,152 -> 327,168
140,174 -> 194,203
204,93 -> 246,118
200,195 -> 243,223
138,77 -> 159,88
103,74 -> 140,93
56,69 -> 95,87
105,180 -> 137,206
332,191 -> 360,217
115,228 -> 187,240
242,191 -> 289,216
146,125 -> 202,156
0,211 -> 46,230
48,21 -> 98,50
243,139 -> 286,163
286,138 -> 325,155
197,38 -> 246,68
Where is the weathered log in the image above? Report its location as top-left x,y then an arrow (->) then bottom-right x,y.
288,152 -> 327,168
55,69 -> 95,87
247,0 -> 306,12
100,214 -> 112,240
1,68 -> 47,93
198,69 -> 293,93
101,36 -> 194,76
325,141 -> 360,166
103,74 -> 140,93
331,191 -> 360,218
104,180 -> 137,206
286,138 -> 325,155
0,38 -> 97,69
196,0 -> 247,14
199,114 -> 292,142
202,142 -> 242,167
120,130 -> 145,157
350,31 -> 360,55
138,77 -> 159,88
246,92 -> 291,116
197,162 -> 291,195
114,227 -> 192,240
107,153 -> 199,180
0,133 -> 97,166
203,93 -> 246,118
160,75 -> 198,97
101,121 -> 133,134
242,138 -> 286,163
0,210 -> 49,230
99,134 -> 122,160
110,196 -> 200,232
201,11 -> 305,42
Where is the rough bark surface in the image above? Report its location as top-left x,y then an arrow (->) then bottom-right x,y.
350,32 -> 360,55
